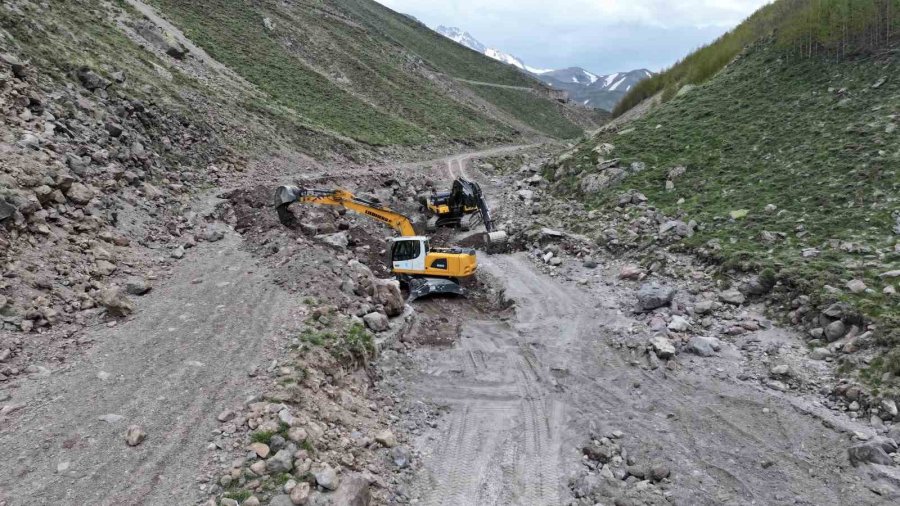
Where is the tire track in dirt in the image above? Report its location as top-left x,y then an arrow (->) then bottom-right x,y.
0,233 -> 297,505
403,249 -> 890,505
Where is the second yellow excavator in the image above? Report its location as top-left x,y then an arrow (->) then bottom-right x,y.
274,186 -> 477,299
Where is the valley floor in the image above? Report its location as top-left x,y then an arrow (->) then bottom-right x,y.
1,147 -> 898,505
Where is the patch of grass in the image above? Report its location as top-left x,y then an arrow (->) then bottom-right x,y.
148,0 -> 426,145
555,41 -> 899,360
224,490 -> 252,502
299,323 -> 374,368
300,439 -> 316,454
616,0 -> 900,116
250,430 -> 276,445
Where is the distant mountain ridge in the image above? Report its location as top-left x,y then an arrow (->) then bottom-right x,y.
434,25 -> 653,111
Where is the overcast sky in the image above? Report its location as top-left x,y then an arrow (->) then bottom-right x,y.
374,0 -> 772,74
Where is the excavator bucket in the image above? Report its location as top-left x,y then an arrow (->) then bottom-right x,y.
486,231 -> 508,245
407,277 -> 466,301
274,185 -> 302,224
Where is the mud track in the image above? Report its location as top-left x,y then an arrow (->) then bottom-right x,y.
397,153 -> 889,505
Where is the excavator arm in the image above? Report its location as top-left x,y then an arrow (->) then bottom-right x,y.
274,186 -> 417,237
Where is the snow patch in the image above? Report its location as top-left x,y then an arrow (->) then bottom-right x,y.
603,73 -> 621,88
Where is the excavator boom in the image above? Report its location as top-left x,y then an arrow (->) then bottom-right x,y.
275,186 -> 417,236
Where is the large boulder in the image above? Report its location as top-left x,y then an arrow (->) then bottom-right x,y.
848,438 -> 897,466
309,472 -> 370,506
372,278 -> 403,317
65,182 -> 95,205
99,286 -> 134,317
265,449 -> 294,473
637,283 -> 676,312
649,335 -> 676,359
363,312 -> 389,333
318,232 -> 349,249
687,336 -> 719,357
718,289 -> 746,306
312,463 -> 339,491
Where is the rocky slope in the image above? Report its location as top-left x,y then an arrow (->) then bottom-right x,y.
541,39 -> 900,406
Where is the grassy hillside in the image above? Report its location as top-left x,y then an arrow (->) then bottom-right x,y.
550,41 -> 900,371
615,0 -> 900,116
147,0 -> 584,144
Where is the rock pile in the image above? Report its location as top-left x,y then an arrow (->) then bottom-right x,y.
0,47 -> 232,341
570,428 -> 671,505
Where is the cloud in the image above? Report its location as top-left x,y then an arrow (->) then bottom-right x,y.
375,0 -> 771,73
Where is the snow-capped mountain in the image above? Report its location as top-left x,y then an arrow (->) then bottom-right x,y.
538,68 -> 654,110
434,26 -> 651,111
435,26 -> 550,74
436,26 -> 486,54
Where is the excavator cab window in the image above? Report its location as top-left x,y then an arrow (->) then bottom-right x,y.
392,240 -> 420,262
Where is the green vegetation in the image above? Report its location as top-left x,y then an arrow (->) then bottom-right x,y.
149,0 -> 426,145
250,430 -> 277,445
147,0 -> 583,143
468,85 -> 585,139
333,0 -> 540,87
300,323 -> 375,368
223,490 -> 252,502
556,41 -> 899,363
615,0 -> 900,116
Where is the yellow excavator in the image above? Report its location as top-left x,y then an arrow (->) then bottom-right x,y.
422,178 -> 505,239
274,186 -> 480,299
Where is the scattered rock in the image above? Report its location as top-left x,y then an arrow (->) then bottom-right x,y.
363,312 -> 389,332
65,183 -> 95,205
517,189 -> 534,201
649,335 -> 676,359
126,278 -> 152,296
619,264 -> 644,280
687,336 -> 718,357
824,320 -> 847,342
848,440 -> 894,466
846,279 -> 868,294
667,316 -> 690,332
648,462 -> 670,482
289,482 -> 310,505
99,413 -> 125,424
319,232 -> 349,249
99,286 -> 135,317
718,289 -> 745,306
372,278 -> 403,317
171,246 -> 186,259
881,399 -> 898,418
125,425 -> 146,446
694,300 -> 715,315
375,429 -> 397,448
313,463 -> 339,491
809,347 -> 832,361
0,53 -> 27,78
76,67 -> 107,91
637,283 -> 676,311
249,442 -> 270,458
266,449 -> 294,473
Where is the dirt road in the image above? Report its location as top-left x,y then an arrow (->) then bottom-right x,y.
0,146 -> 893,505
0,231 -> 297,505
399,153 -> 893,505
